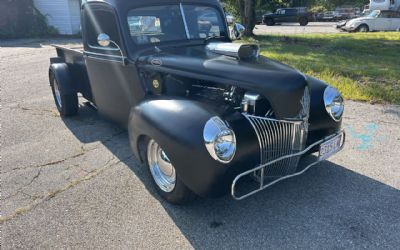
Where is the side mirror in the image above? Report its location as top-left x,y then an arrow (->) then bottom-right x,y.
96,33 -> 127,66
97,33 -> 111,47
232,23 -> 245,40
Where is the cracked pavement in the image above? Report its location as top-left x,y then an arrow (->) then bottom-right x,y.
1,39 -> 399,249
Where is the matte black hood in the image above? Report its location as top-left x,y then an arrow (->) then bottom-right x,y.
137,43 -> 308,119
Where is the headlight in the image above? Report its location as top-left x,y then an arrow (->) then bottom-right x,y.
324,86 -> 344,122
203,116 -> 236,163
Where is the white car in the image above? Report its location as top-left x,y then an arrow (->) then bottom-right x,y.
342,10 -> 400,32
225,12 -> 235,25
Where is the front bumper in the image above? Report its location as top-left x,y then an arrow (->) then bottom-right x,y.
231,131 -> 345,200
341,25 -> 357,31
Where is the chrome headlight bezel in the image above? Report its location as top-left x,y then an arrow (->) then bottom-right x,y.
203,116 -> 236,163
324,86 -> 344,122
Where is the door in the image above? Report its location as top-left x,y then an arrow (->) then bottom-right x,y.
374,11 -> 393,30
389,11 -> 400,30
285,9 -> 298,22
275,9 -> 286,22
82,4 -> 144,126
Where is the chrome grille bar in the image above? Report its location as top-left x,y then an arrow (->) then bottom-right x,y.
244,114 -> 307,178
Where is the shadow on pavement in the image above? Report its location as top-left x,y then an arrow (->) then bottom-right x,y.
62,103 -> 400,249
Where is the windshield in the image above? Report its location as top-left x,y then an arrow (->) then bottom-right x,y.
127,4 -> 227,45
368,10 -> 380,18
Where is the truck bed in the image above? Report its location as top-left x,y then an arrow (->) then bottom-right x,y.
51,45 -> 93,102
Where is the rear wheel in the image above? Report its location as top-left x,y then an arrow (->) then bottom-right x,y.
299,18 -> 308,26
144,138 -> 196,204
50,71 -> 78,116
357,24 -> 369,32
265,18 -> 275,26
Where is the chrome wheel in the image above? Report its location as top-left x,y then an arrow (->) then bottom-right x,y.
53,79 -> 62,108
147,139 -> 176,193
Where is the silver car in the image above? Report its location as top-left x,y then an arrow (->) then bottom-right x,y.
342,10 -> 400,32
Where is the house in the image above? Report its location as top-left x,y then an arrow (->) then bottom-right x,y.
33,0 -> 81,35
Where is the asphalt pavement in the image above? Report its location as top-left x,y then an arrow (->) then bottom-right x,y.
1,39 -> 399,249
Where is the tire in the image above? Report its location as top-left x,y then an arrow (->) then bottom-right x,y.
299,18 -> 308,26
49,70 -> 78,116
265,18 -> 275,26
143,137 -> 196,204
356,24 -> 369,32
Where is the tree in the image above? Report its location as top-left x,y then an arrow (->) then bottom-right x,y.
237,0 -> 257,36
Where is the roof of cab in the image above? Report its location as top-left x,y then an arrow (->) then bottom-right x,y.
84,0 -> 222,10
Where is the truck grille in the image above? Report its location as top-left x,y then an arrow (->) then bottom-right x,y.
243,86 -> 310,178
244,115 -> 308,177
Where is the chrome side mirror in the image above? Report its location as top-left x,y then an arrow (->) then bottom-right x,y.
232,23 -> 245,40
96,33 -> 127,66
97,33 -> 111,47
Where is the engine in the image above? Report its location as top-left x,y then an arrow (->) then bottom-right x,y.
142,72 -> 273,117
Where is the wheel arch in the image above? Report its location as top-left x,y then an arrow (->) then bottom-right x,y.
127,98 -> 254,197
49,63 -> 76,95
356,23 -> 369,32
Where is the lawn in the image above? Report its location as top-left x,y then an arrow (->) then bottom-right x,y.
246,32 -> 400,104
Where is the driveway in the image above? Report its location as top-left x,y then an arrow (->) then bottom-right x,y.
254,22 -> 341,35
1,39 -> 399,249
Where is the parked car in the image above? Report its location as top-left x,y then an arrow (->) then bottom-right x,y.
256,10 -> 271,24
262,8 -> 312,26
341,10 -> 400,32
321,11 -> 341,21
225,12 -> 234,24
48,0 -> 345,204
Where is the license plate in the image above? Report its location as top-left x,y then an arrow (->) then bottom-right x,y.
319,134 -> 343,161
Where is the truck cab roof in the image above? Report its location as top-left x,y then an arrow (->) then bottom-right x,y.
83,0 -> 221,10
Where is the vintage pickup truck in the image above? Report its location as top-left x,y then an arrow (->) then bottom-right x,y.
48,0 -> 345,204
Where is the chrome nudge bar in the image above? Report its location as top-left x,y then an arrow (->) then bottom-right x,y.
231,131 -> 345,200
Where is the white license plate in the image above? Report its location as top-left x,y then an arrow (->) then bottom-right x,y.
319,134 -> 343,161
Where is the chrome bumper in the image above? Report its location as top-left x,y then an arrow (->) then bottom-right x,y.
231,131 -> 345,200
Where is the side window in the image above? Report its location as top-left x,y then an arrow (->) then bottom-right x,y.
379,12 -> 390,18
183,5 -> 225,39
127,5 -> 186,45
390,12 -> 400,18
286,9 -> 296,15
83,6 -> 121,52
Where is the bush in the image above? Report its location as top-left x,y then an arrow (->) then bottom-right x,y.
0,0 -> 58,39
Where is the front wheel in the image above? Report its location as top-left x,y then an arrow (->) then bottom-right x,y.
356,24 -> 369,32
265,19 -> 275,26
145,138 -> 196,204
299,18 -> 308,26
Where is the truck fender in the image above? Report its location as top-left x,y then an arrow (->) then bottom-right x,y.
49,63 -> 76,95
127,98 -> 252,197
307,76 -> 342,141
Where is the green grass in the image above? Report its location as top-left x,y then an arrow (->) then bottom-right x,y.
245,32 -> 400,104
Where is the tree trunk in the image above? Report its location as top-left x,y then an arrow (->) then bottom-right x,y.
238,0 -> 256,36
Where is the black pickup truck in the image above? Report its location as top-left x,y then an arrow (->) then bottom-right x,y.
263,8 -> 313,26
48,0 -> 345,204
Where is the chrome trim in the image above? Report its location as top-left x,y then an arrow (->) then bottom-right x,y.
84,50 -> 127,59
231,131 -> 345,200
324,86 -> 344,122
244,114 -> 307,177
180,3 -> 190,39
53,78 -> 62,108
147,139 -> 176,193
203,116 -> 236,163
